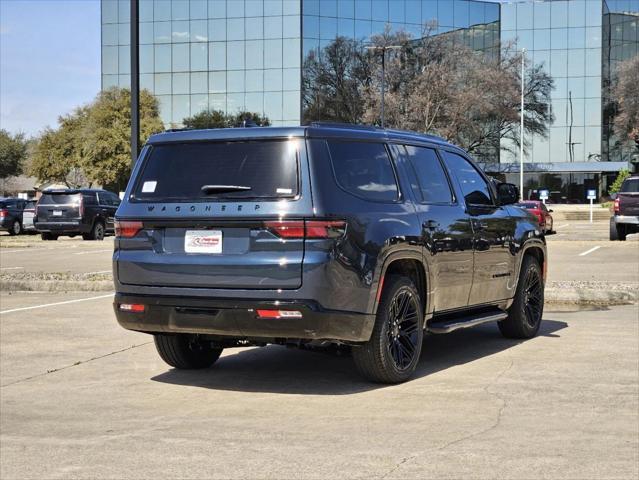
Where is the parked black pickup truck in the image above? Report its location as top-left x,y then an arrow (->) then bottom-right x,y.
113,124 -> 547,383
610,175 -> 639,241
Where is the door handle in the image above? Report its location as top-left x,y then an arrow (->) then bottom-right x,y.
423,220 -> 439,230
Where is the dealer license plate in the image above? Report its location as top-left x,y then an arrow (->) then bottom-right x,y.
184,230 -> 222,254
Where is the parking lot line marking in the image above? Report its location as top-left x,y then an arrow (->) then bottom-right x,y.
0,247 -> 55,253
0,293 -> 113,315
0,266 -> 24,271
555,224 -> 570,229
579,246 -> 601,256
84,270 -> 112,275
72,249 -> 113,255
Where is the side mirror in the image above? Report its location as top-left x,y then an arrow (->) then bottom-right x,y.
497,183 -> 519,205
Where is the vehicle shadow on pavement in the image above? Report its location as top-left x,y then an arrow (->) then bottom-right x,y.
151,319 -> 567,395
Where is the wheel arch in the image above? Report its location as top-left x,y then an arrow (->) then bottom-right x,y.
369,252 -> 429,316
517,240 -> 547,286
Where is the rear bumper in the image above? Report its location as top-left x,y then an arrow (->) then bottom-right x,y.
614,215 -> 639,225
113,293 -> 376,343
35,221 -> 88,233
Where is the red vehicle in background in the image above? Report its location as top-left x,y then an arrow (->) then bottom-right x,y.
515,200 -> 554,234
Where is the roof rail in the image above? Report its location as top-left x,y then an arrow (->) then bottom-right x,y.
307,121 -> 378,131
382,128 -> 447,143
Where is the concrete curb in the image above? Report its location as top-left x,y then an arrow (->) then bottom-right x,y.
2,277 -> 636,307
545,287 -> 638,306
1,280 -> 114,293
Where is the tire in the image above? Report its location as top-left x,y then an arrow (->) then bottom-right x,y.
352,275 -> 424,384
609,218 -> 619,241
617,224 -> 627,241
154,334 -> 223,369
499,255 -> 544,339
41,232 -> 58,241
83,220 -> 105,241
9,220 -> 21,236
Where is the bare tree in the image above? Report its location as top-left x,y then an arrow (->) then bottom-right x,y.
362,32 -> 554,164
302,37 -> 373,123
612,56 -> 639,151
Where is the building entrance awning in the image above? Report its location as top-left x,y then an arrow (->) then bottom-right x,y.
481,161 -> 629,174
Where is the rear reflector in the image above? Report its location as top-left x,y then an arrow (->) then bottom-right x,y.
256,309 -> 303,319
119,303 -> 146,313
115,220 -> 143,238
264,220 -> 346,239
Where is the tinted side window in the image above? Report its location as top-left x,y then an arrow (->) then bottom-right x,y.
327,141 -> 399,202
403,145 -> 453,204
441,151 -> 493,206
83,194 -> 97,205
109,193 -> 121,206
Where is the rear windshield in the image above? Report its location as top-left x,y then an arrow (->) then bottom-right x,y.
39,193 -> 81,205
620,178 -> 639,193
517,203 -> 538,209
133,140 -> 299,201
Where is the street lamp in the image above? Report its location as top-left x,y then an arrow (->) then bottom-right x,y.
130,0 -> 140,166
520,47 -> 525,201
366,45 -> 401,128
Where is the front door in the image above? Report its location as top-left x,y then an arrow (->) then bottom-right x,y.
440,150 -> 517,305
395,144 -> 474,312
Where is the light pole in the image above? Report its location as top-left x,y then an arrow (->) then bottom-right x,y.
520,47 -> 525,201
130,0 -> 139,166
366,45 -> 401,128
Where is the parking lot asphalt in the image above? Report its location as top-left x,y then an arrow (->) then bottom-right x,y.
1,290 -> 637,479
0,236 -> 113,275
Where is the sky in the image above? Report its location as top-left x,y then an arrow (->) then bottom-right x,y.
0,0 -> 101,137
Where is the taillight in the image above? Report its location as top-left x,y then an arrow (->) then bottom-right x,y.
306,220 -> 347,239
264,221 -> 305,238
256,309 -> 302,319
119,303 -> 146,313
115,220 -> 143,238
614,197 -> 620,213
264,220 -> 347,239
0,209 -> 7,218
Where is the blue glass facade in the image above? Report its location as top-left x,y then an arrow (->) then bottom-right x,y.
102,0 -> 302,126
102,0 -> 638,180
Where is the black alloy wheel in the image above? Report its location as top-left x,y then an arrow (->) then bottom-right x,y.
386,289 -> 420,370
352,275 -> 424,383
521,265 -> 543,329
499,256 -> 544,339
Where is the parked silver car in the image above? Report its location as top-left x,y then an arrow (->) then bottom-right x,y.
22,200 -> 37,233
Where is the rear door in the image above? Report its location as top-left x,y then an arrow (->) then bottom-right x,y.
619,177 -> 639,216
396,144 -> 474,312
116,138 -> 312,290
97,192 -> 117,230
440,150 -> 517,305
36,191 -> 82,222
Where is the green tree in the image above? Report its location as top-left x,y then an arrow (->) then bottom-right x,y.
0,129 -> 27,179
609,169 -> 631,194
29,108 -> 88,187
82,87 -> 164,191
182,109 -> 270,129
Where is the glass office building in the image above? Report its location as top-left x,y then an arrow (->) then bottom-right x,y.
102,0 -> 638,201
498,0 -> 638,201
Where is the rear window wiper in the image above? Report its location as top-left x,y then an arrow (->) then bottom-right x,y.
200,185 -> 252,194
